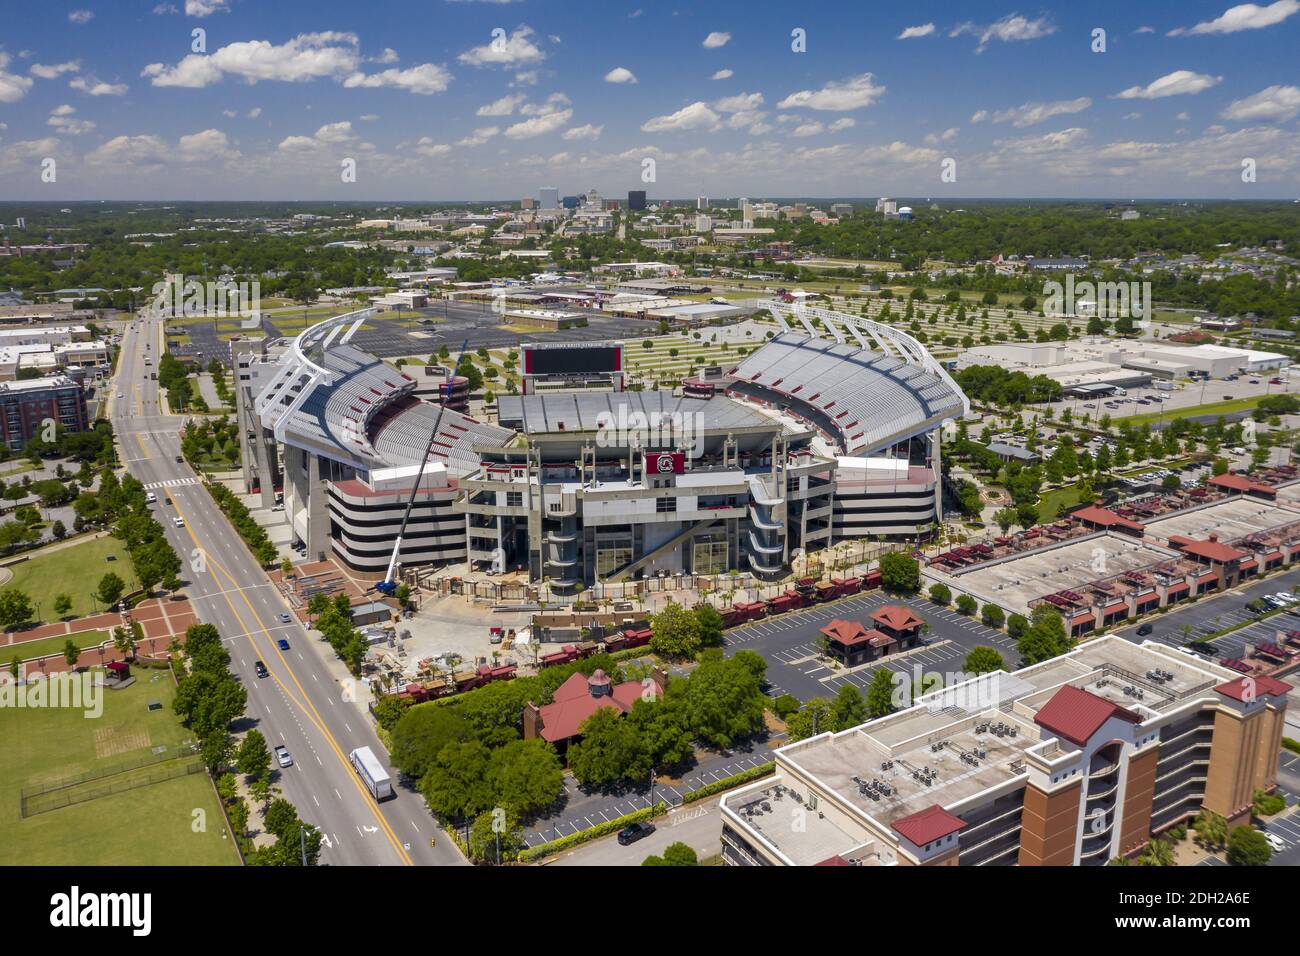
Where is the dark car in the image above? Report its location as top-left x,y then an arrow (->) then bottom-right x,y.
1136,623 -> 1153,636
254,660 -> 269,678
617,822 -> 655,846
277,638 -> 290,651
174,455 -> 183,463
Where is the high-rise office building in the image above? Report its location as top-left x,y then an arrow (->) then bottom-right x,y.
627,190 -> 647,210
697,196 -> 708,211
538,186 -> 559,210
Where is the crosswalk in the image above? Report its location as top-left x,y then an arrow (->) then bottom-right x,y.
144,477 -> 199,490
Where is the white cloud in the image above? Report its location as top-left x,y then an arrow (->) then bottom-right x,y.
504,108 -> 572,139
1220,84 -> 1300,122
153,3 -> 179,13
0,54 -> 35,102
790,121 -> 827,137
142,32 -> 362,88
712,91 -> 764,113
702,32 -> 731,49
477,93 -> 527,116
951,14 -> 1055,51
897,23 -> 936,39
313,121 -> 356,144
30,61 -> 80,79
456,126 -> 500,146
512,70 -> 539,86
371,48 -> 400,65
1115,70 -> 1222,99
859,141 -> 942,164
47,104 -> 95,135
1134,25 -> 1155,33
604,67 -> 637,84
641,101 -> 722,133
777,73 -> 884,111
984,96 -> 1092,127
1122,112 -> 1141,120
88,129 -> 235,167
519,92 -> 570,116
248,107 -> 262,118
924,127 -> 959,145
186,0 -> 231,15
343,63 -> 452,94
562,123 -> 603,141
68,10 -> 94,24
458,26 -> 546,67
1169,0 -> 1299,35
970,110 -> 989,123
70,76 -> 128,96
828,117 -> 856,132
1176,111 -> 1190,120
711,69 -> 733,80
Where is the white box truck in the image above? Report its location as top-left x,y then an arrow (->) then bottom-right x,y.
348,746 -> 394,801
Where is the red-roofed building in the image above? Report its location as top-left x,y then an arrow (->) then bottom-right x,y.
869,606 -> 925,649
1214,675 -> 1292,703
1033,684 -> 1142,747
1070,504 -> 1145,535
891,805 -> 967,864
820,618 -> 899,666
1209,471 -> 1278,499
523,668 -> 666,749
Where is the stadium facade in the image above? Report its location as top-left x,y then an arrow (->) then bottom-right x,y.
233,302 -> 967,585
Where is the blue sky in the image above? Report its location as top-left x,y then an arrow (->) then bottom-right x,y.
0,0 -> 1298,199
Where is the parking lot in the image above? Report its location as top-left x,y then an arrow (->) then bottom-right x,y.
723,591 -> 1019,703
521,735 -> 782,849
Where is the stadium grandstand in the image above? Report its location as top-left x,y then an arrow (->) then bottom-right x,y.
234,303 -> 967,585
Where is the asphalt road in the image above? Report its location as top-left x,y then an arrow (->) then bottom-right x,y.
111,314 -> 465,867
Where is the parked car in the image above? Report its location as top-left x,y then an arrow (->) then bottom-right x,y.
1136,623 -> 1153,636
617,822 -> 656,846
274,745 -> 293,768
1264,832 -> 1285,853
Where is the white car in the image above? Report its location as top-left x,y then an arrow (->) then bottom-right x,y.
1273,592 -> 1298,604
274,745 -> 293,769
172,516 -> 185,528
1264,832 -> 1285,853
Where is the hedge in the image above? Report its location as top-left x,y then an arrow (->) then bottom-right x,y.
519,802 -> 666,863
1284,737 -> 1300,756
682,762 -> 775,804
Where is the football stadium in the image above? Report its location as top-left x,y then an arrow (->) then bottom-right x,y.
234,302 -> 968,588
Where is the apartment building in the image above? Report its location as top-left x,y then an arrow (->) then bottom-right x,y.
719,637 -> 1289,866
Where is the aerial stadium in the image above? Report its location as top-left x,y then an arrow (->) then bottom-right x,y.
233,301 -> 968,588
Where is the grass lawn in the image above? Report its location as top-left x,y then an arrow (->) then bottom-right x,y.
1115,396 -> 1263,428
0,672 -> 238,865
6,535 -> 137,622
7,629 -> 110,664
1038,486 -> 1083,522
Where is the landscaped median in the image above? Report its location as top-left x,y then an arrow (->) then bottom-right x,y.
519,760 -> 776,863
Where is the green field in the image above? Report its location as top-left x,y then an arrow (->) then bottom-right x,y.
7,629 -> 110,665
0,672 -> 238,865
1115,396 -> 1263,428
5,535 -> 136,622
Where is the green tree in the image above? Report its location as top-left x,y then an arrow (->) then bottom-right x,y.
928,583 -> 952,605
1226,826 -> 1271,866
674,654 -> 766,748
649,600 -> 703,659
963,646 -> 1005,675
53,593 -> 73,618
420,740 -> 495,821
879,552 -> 920,594
63,639 -> 81,669
236,729 -> 272,781
832,684 -> 867,730
643,842 -> 699,866
955,594 -> 977,615
786,697 -> 833,741
981,603 -> 1005,629
487,738 -> 565,815
390,703 -> 471,780
0,588 -> 34,630
569,707 -> 650,787
866,667 -> 897,718
1193,810 -> 1228,849
468,808 -> 525,865
96,571 -> 126,607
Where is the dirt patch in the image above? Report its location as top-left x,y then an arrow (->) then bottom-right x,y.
93,727 -> 150,759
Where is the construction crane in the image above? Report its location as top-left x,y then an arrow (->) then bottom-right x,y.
375,339 -> 469,596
